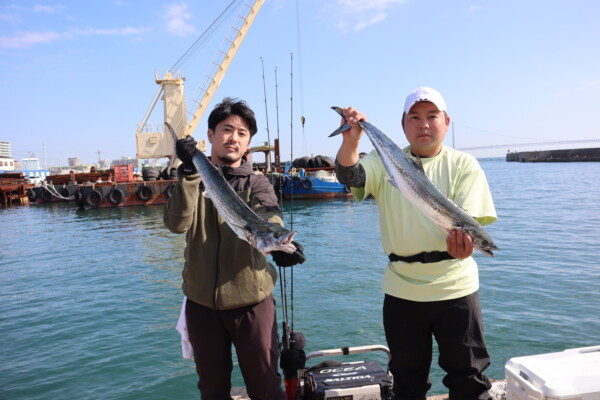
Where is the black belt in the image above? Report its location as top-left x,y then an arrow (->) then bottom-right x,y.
388,251 -> 455,264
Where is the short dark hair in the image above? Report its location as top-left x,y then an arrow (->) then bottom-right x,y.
207,97 -> 258,137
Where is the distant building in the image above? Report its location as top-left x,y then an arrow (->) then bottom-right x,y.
99,159 -> 111,170
0,157 -> 15,172
113,158 -> 141,169
68,157 -> 80,167
0,141 -> 11,158
21,158 -> 40,171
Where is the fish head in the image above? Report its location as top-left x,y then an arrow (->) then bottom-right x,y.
254,229 -> 297,255
471,233 -> 499,257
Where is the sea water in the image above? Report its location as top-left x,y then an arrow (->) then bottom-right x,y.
1,158 -> 599,399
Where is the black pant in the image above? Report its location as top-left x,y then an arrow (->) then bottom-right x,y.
383,292 -> 492,400
185,295 -> 284,400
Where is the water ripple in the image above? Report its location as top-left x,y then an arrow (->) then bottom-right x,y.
2,161 -> 600,398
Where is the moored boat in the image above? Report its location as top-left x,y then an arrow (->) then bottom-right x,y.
279,167 -> 351,200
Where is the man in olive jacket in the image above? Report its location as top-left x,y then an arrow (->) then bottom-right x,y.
164,98 -> 305,400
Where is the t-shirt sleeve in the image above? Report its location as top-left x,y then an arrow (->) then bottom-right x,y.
351,150 -> 381,202
454,157 -> 497,226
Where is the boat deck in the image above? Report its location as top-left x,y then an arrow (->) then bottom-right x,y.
231,380 -> 507,400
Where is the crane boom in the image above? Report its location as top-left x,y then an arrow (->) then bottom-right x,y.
135,0 -> 264,160
185,0 -> 264,137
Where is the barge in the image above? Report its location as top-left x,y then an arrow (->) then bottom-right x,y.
27,166 -> 176,208
0,173 -> 34,206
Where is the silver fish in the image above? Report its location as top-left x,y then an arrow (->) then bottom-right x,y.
330,107 -> 498,257
165,123 -> 297,255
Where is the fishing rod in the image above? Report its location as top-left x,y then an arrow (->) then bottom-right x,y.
260,57 -> 271,150
275,67 -> 281,166
278,52 -> 306,400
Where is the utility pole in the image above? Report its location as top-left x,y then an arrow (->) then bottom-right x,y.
452,122 -> 455,148
43,143 -> 47,169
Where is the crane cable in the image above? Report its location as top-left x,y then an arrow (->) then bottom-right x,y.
170,0 -> 242,72
295,0 -> 307,156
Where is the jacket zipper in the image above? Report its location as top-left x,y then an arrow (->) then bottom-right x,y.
212,207 -> 221,309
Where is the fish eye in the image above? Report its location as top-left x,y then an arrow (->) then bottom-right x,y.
482,240 -> 489,246
273,232 -> 281,239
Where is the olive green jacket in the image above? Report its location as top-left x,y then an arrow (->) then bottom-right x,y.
164,160 -> 283,310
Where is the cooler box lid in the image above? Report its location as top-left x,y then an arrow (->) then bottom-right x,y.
505,345 -> 600,399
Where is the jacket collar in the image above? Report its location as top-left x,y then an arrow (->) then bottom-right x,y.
208,157 -> 254,177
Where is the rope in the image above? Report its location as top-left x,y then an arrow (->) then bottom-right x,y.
42,182 -> 75,200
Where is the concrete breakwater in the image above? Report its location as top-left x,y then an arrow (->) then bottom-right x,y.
506,147 -> 600,162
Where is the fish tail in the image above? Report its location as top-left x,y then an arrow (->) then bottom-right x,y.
164,122 -> 178,142
329,123 -> 351,137
329,106 -> 350,137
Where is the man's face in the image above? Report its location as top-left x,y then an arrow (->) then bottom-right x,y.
208,114 -> 252,167
402,101 -> 450,157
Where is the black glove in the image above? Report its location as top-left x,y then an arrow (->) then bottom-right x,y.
272,241 -> 305,267
175,136 -> 198,173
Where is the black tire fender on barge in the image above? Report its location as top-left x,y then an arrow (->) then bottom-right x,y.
85,189 -> 103,208
41,189 -> 53,202
165,184 -> 175,198
109,188 -> 125,205
60,187 -> 71,197
137,185 -> 153,201
28,189 -> 37,201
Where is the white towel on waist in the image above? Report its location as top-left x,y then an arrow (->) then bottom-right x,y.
176,296 -> 194,359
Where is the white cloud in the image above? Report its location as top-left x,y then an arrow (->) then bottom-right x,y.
164,3 -> 197,37
325,0 -> 406,32
0,26 -> 150,48
0,31 -> 63,48
469,5 -> 482,13
33,4 -> 66,13
0,13 -> 21,23
74,27 -> 150,36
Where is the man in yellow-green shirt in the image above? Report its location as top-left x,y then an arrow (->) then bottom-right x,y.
335,87 -> 497,400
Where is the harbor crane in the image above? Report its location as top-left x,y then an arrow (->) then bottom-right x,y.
134,0 -> 264,170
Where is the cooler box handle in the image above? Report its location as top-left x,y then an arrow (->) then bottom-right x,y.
305,344 -> 391,362
505,364 -> 543,400
564,345 -> 600,354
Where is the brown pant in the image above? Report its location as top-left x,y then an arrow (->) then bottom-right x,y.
185,295 -> 284,400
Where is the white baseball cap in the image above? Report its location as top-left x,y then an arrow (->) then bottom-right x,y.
404,87 -> 447,114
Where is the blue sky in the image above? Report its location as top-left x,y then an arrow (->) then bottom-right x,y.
1,0 -> 599,166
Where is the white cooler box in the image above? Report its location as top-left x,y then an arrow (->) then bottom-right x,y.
505,345 -> 600,400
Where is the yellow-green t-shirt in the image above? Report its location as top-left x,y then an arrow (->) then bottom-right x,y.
352,145 -> 497,302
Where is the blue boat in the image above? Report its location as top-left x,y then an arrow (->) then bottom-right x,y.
279,164 -> 352,200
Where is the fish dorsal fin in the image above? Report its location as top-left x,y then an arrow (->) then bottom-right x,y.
386,176 -> 401,191
414,156 -> 424,172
